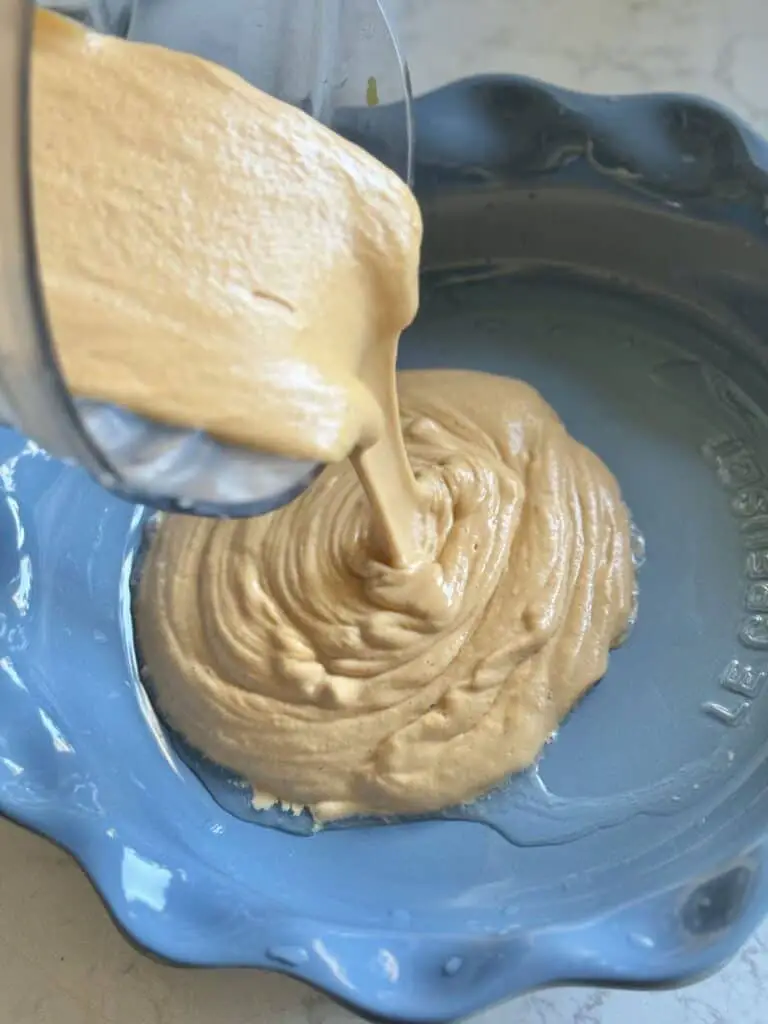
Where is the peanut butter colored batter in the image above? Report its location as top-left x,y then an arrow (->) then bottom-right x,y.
33,11 -> 635,820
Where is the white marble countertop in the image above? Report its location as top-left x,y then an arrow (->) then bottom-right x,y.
8,1 -> 768,1021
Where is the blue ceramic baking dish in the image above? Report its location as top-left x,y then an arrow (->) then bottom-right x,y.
5,75 -> 768,1023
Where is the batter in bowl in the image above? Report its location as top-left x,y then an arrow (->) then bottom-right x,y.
33,10 -> 636,820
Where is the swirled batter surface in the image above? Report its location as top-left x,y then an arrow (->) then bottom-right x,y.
138,371 -> 634,820
34,9 -> 635,820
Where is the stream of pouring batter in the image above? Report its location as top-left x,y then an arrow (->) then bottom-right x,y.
353,347 -> 426,568
33,9 -> 636,821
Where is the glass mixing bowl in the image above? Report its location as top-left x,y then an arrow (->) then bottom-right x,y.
0,0 -> 412,515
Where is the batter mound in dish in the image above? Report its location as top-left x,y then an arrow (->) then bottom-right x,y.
33,9 -> 635,821
137,370 -> 635,821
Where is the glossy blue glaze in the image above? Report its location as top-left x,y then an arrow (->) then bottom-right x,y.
5,79 -> 768,1023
